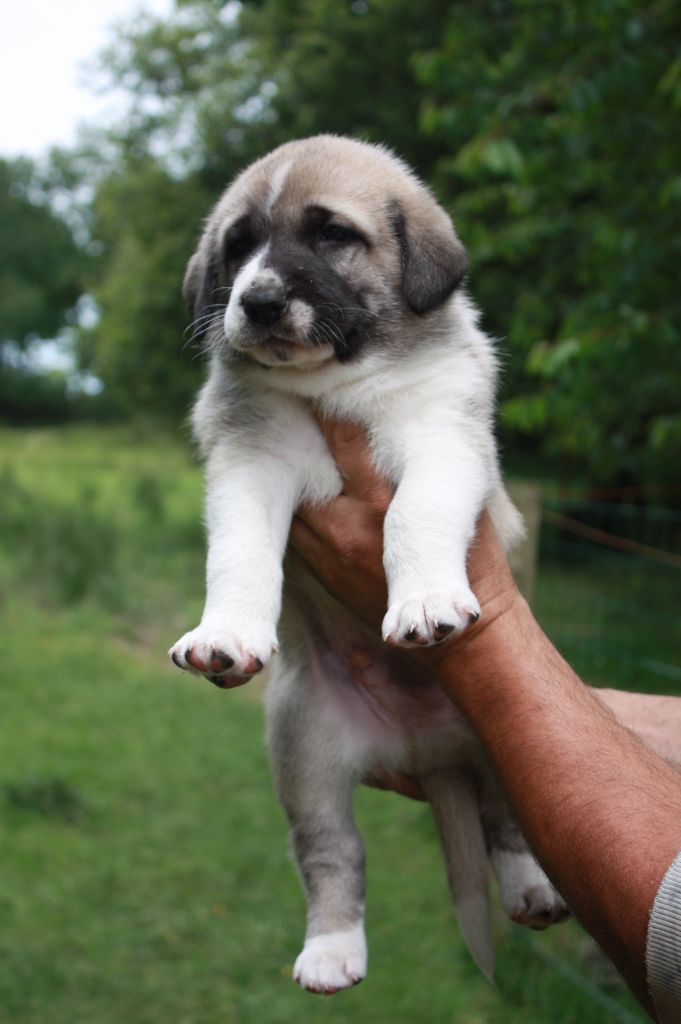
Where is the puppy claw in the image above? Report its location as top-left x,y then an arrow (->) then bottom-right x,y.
433,621 -> 455,641
404,628 -> 428,646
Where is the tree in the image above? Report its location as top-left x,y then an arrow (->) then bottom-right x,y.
82,157 -> 211,414
0,158 -> 84,347
416,0 -> 681,484
0,158 -> 88,423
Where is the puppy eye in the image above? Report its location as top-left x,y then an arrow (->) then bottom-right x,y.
223,214 -> 258,264
225,234 -> 255,262
320,223 -> 360,245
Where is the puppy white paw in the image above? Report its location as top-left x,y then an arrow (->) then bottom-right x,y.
294,926 -> 367,994
168,622 -> 277,688
382,587 -> 480,648
510,884 -> 571,930
493,850 -> 571,930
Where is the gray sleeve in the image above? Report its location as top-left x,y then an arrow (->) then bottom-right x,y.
647,850 -> 681,1023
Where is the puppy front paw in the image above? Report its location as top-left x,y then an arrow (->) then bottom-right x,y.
294,926 -> 367,994
168,623 -> 277,688
382,587 -> 480,648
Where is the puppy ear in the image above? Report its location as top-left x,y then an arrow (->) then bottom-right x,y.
390,199 -> 468,315
182,242 -> 219,340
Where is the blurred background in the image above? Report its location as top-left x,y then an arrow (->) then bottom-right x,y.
1,1 -> 679,1021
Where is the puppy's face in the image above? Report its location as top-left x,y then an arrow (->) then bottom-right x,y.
218,199 -> 385,369
185,136 -> 468,369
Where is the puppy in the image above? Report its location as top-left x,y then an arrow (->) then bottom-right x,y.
169,135 -> 567,993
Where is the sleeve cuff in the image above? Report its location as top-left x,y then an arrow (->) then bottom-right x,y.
647,850 -> 681,1023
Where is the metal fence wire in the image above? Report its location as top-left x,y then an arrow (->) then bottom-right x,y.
534,495 -> 681,695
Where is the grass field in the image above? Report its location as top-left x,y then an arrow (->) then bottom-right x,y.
0,425 -> 651,1023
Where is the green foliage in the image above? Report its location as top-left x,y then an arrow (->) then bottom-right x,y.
0,158 -> 85,347
237,0 -> 453,172
83,159 -> 209,414
0,363 -> 73,424
416,0 -> 681,484
0,157 -> 93,426
92,0 -> 451,178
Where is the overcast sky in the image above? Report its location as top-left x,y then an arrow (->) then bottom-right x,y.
1,0 -> 172,158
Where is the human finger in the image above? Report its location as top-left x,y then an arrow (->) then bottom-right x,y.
314,413 -> 393,505
293,489 -> 351,534
289,514 -> 338,576
290,509 -> 388,629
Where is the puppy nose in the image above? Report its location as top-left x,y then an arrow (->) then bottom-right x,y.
241,285 -> 287,326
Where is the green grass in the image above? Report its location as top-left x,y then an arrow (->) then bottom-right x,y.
0,425 -> 650,1024
535,549 -> 681,694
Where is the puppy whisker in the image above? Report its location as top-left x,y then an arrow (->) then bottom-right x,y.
183,307 -> 227,336
182,313 -> 225,352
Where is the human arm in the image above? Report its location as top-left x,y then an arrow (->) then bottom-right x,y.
290,417 -> 681,1019
595,689 -> 681,768
439,560 -> 680,1019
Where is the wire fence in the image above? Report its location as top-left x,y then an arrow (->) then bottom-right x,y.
533,494 -> 681,695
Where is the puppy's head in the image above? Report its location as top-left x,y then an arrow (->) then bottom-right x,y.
184,135 -> 468,369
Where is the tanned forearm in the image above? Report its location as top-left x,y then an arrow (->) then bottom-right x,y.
437,597 -> 681,1018
595,688 -> 681,769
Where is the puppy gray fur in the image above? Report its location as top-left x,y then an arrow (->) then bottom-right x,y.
169,135 -> 568,992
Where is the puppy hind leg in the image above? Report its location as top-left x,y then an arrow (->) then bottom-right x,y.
421,769 -> 494,978
491,846 -> 570,930
481,790 -> 571,930
269,705 -> 367,994
289,806 -> 367,995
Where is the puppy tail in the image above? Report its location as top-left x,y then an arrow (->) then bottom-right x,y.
421,770 -> 494,979
488,482 -> 526,554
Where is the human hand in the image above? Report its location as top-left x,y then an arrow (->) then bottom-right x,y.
290,415 -> 524,806
290,415 -> 522,644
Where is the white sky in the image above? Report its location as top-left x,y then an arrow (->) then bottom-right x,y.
0,0 -> 173,158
